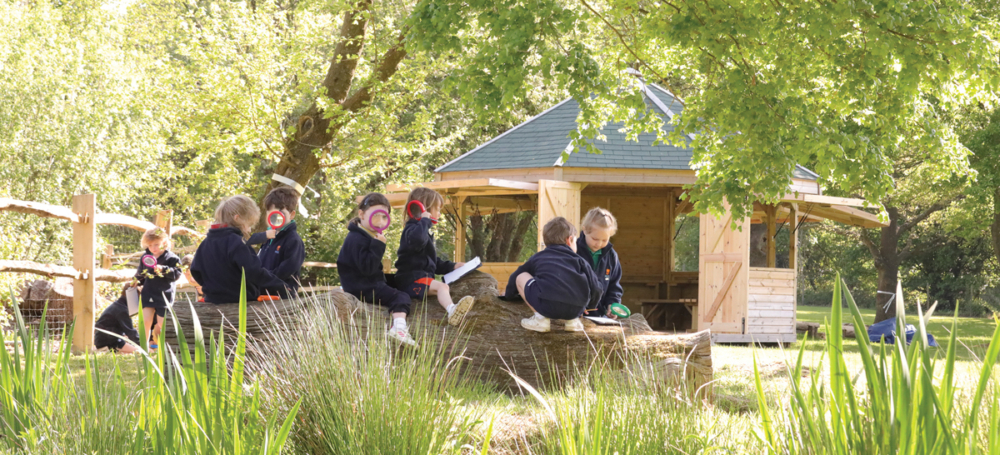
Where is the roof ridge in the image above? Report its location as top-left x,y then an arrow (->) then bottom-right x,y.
435,97 -> 576,173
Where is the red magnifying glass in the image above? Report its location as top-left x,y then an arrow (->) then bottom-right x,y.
141,254 -> 157,268
406,200 -> 438,224
266,210 -> 287,230
368,209 -> 391,234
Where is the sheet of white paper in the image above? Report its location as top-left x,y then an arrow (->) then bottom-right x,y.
126,287 -> 140,316
443,257 -> 482,284
583,316 -> 621,325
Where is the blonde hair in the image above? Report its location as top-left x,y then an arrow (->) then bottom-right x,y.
141,227 -> 171,250
214,195 -> 260,239
582,207 -> 618,235
407,187 -> 444,213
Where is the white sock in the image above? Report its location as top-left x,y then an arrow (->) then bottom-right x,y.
534,312 -> 544,319
446,303 -> 457,316
393,318 -> 407,330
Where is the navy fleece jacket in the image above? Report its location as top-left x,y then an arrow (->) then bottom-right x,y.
248,221 -> 305,296
94,295 -> 140,347
394,217 -> 455,282
190,226 -> 284,304
337,222 -> 389,294
576,233 -> 624,316
505,244 -> 604,315
134,249 -> 182,308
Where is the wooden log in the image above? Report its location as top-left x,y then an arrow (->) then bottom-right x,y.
0,260 -> 134,282
161,271 -> 714,397
795,321 -> 824,339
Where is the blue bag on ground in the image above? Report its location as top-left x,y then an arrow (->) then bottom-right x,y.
866,317 -> 938,346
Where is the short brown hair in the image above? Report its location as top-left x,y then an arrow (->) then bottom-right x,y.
582,207 -> 618,235
180,254 -> 194,267
353,192 -> 391,224
542,217 -> 577,247
263,187 -> 300,212
141,227 -> 171,250
214,195 -> 259,239
407,187 -> 444,213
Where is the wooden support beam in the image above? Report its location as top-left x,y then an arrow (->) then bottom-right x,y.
788,204 -> 798,270
454,196 -> 467,262
665,196 -> 675,283
155,210 -> 173,235
72,194 -> 96,354
765,205 -> 777,268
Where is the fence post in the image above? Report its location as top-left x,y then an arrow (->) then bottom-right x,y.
155,210 -> 173,236
72,194 -> 96,354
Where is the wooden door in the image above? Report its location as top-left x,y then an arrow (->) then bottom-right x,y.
697,204 -> 750,333
536,180 -> 584,251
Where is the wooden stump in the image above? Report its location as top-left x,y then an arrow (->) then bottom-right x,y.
161,271 -> 713,396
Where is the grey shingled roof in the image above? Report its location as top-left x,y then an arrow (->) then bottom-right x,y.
436,84 -> 818,181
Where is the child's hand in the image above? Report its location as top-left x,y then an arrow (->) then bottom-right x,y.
266,229 -> 277,239
453,262 -> 465,270
605,309 -> 618,320
374,232 -> 387,243
421,211 -> 431,219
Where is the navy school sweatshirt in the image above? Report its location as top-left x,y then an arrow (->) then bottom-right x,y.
576,233 -> 624,316
248,221 -> 305,296
337,221 -> 389,294
94,295 -> 140,347
190,226 -> 285,304
134,249 -> 183,308
394,217 -> 455,283
505,244 -> 605,315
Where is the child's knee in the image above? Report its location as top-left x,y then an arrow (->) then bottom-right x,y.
431,280 -> 449,293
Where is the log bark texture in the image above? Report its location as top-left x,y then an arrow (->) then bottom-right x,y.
160,272 -> 713,394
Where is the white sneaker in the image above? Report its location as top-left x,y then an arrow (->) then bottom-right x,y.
564,318 -> 584,332
448,296 -> 476,326
387,326 -> 418,347
521,313 -> 551,333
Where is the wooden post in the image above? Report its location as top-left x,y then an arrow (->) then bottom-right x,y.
155,210 -> 173,235
72,194 -> 96,354
195,220 -> 211,233
788,204 -> 798,270
765,205 -> 777,268
664,194 -> 676,284
454,197 -> 467,262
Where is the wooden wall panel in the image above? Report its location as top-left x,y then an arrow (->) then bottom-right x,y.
746,267 -> 797,336
480,262 -> 523,292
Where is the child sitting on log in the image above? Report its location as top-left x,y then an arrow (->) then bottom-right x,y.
393,187 -> 475,326
190,195 -> 285,304
134,227 -> 182,346
94,284 -> 140,354
506,217 -> 604,333
247,187 -> 305,298
337,193 -> 419,346
577,207 -> 624,319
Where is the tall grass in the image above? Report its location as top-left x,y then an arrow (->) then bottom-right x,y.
251,292 -> 488,454
0,277 -> 299,453
755,274 -> 1000,454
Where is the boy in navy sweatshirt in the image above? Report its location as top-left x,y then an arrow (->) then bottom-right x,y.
94,285 -> 140,354
134,227 -> 183,345
337,192 -> 418,346
505,217 -> 604,333
577,207 -> 624,318
248,187 -> 306,298
394,187 -> 475,326
191,195 -> 285,304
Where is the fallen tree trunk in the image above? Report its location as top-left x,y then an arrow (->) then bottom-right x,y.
160,271 -> 713,396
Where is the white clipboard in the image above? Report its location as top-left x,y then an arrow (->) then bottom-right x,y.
126,287 -> 140,316
443,257 -> 481,284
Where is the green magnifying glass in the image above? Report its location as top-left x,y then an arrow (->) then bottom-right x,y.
609,303 -> 631,318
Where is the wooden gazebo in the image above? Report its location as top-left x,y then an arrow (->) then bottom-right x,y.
380,84 -> 884,343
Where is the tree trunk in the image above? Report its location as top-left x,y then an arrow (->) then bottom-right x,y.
163,272 -> 714,396
468,215 -> 486,259
507,212 -> 535,261
874,210 -> 901,323
992,187 -> 1000,272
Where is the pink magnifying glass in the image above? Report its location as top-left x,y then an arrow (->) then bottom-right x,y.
368,209 -> 391,234
141,254 -> 157,268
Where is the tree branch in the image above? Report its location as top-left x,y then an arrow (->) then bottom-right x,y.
322,0 -> 373,103
897,196 -> 962,236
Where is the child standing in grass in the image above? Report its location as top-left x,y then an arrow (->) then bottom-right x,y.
577,207 -> 624,318
134,227 -> 182,346
506,217 -> 604,333
190,195 -> 285,304
394,187 -> 475,326
337,193 -> 419,346
248,187 -> 306,298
